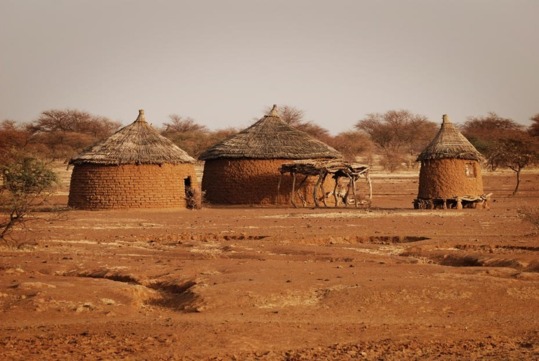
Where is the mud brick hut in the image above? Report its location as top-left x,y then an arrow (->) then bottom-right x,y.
199,105 -> 342,205
415,114 -> 485,209
68,109 -> 199,209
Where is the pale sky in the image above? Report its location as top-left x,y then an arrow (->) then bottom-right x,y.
1,0 -> 538,134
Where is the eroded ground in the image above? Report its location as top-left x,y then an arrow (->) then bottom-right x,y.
1,171 -> 538,360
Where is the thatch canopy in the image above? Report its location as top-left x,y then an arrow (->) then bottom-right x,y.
199,105 -> 342,160
417,114 -> 483,161
69,110 -> 195,165
280,160 -> 369,177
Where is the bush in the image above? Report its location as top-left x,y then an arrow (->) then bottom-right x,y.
517,206 -> 539,231
1,155 -> 58,244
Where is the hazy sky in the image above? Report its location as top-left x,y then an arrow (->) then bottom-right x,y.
1,0 -> 538,134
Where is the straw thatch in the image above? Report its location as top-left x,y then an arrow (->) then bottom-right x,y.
279,160 -> 369,178
69,109 -> 195,166
417,114 -> 482,161
199,105 -> 342,161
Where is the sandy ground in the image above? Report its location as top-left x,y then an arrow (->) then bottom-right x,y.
1,169 -> 538,360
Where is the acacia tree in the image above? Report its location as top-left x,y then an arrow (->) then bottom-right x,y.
0,120 -> 32,154
265,105 -> 333,144
328,131 -> 375,163
1,152 -> 58,244
529,113 -> 539,137
462,113 -> 539,195
164,114 -> 209,133
461,112 -> 522,164
161,114 -> 237,158
355,110 -> 437,171
27,109 -> 121,159
490,131 -> 538,195
274,105 -> 305,127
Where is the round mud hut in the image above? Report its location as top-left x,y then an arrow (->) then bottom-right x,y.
415,114 -> 485,209
199,105 -> 342,205
68,109 -> 199,210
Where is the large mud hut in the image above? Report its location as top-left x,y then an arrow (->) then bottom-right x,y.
199,105 -> 342,205
68,109 -> 199,210
415,114 -> 485,209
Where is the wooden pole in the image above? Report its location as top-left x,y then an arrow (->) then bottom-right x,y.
313,171 -> 324,208
333,175 -> 339,207
366,171 -> 373,207
296,175 -> 309,207
320,173 -> 328,208
290,172 -> 297,208
276,172 -> 283,205
351,176 -> 358,208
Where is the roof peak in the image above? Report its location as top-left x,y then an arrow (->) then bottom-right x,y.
442,114 -> 451,124
135,109 -> 146,123
268,104 -> 279,117
417,113 -> 482,161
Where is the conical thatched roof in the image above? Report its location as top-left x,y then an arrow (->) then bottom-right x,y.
69,110 -> 195,165
417,114 -> 483,161
199,105 -> 342,160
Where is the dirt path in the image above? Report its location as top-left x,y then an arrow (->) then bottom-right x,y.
1,172 -> 538,360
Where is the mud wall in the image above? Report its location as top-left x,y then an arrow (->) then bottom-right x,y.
68,163 -> 198,209
417,159 -> 483,199
201,159 -> 334,206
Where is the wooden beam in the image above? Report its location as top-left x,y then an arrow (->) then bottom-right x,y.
290,172 -> 297,208
313,171 -> 324,208
351,176 -> 358,208
333,176 -> 339,207
320,173 -> 328,208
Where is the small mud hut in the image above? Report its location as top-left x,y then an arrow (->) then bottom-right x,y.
68,109 -> 199,209
415,114 -> 486,209
199,105 -> 342,205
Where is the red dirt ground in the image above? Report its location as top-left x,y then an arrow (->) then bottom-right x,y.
1,170 -> 538,360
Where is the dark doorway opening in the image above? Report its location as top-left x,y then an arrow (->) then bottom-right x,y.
184,176 -> 199,209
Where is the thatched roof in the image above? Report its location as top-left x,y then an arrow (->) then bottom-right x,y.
417,114 -> 483,161
69,110 -> 195,165
199,105 -> 342,160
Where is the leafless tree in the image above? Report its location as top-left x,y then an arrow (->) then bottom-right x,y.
265,105 -> 333,143
529,113 -> 539,137
328,131 -> 375,163
164,114 -> 209,133
161,114 -> 237,158
27,109 -> 121,159
355,110 -> 437,171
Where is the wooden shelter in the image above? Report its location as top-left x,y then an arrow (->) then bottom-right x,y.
279,160 -> 371,208
199,105 -> 342,205
414,114 -> 487,209
68,109 -> 199,209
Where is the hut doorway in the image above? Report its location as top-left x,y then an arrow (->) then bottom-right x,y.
184,176 -> 192,189
184,176 -> 199,209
